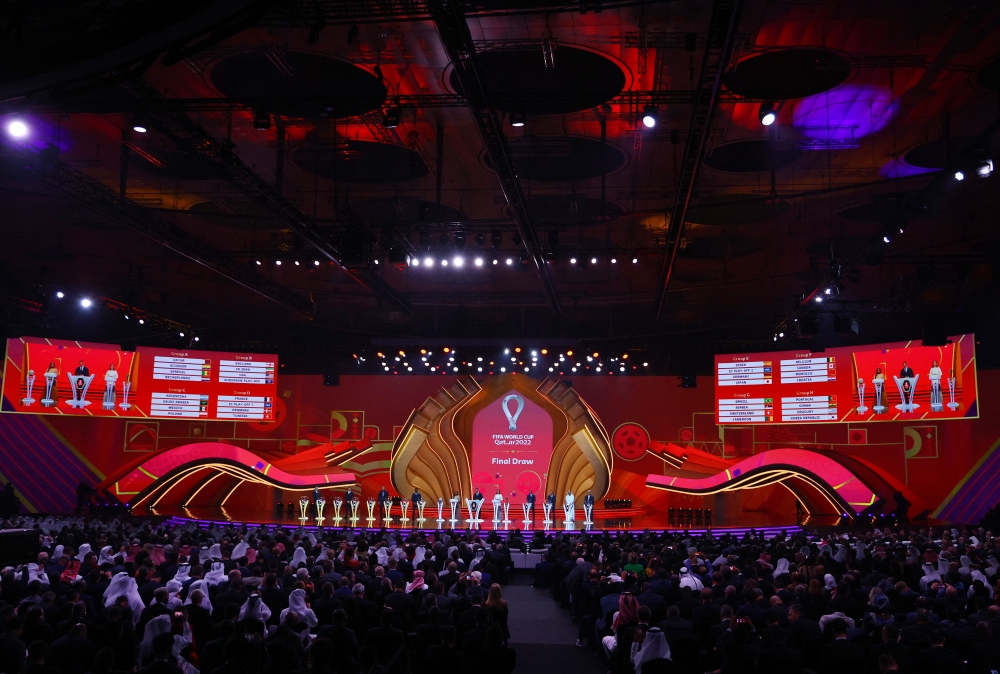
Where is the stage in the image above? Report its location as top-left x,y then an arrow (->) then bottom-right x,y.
138,504 -> 836,534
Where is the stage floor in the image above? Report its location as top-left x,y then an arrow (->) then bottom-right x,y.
138,504 -> 837,533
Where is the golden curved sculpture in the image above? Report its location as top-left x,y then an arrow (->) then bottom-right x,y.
390,374 -> 613,501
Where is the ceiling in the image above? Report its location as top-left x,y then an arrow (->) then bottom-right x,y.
2,0 -> 1000,373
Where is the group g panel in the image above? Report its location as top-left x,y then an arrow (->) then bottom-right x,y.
1,337 -> 278,421
714,335 -> 978,425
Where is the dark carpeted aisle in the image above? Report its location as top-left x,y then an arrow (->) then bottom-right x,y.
504,573 -> 606,674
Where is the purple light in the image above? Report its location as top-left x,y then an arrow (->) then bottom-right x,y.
792,85 -> 897,141
879,158 -> 937,179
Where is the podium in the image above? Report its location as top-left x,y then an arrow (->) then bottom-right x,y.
563,500 -> 576,529
65,374 -> 94,408
872,379 -> 887,414
331,498 -> 343,527
893,375 -> 920,413
521,502 -> 533,527
120,379 -> 132,411
103,378 -> 117,410
298,497 -> 310,525
382,500 -> 393,528
415,500 -> 426,526
502,501 -> 512,529
365,499 -> 377,527
42,371 -> 58,407
315,497 -> 326,527
21,370 -> 36,406
542,502 -> 554,530
436,498 -> 446,528
492,498 -> 503,527
929,373 -> 943,412
466,498 -> 484,529
448,497 -> 460,528
947,377 -> 960,411
347,498 -> 359,527
855,378 -> 868,414
583,501 -> 594,526
400,500 -> 410,525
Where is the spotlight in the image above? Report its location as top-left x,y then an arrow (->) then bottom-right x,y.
6,119 -> 28,138
976,159 -> 994,178
570,257 -> 577,264
641,106 -> 657,129
132,118 -> 147,133
590,257 -> 597,264
382,106 -> 401,128
453,256 -> 464,267
490,230 -> 502,249
179,332 -> 185,337
955,171 -> 965,181
779,332 -> 784,338
275,260 -> 282,266
80,298 -> 92,308
883,234 -> 891,243
611,258 -> 617,264
506,258 -> 513,265
824,287 -> 831,295
474,257 -> 484,267
758,102 -> 777,126
410,257 -> 420,267
294,260 -> 300,266
138,319 -> 145,324
314,260 -> 320,265
475,233 -> 485,246
632,257 -> 638,264
454,233 -> 466,248
492,258 -> 498,265
56,291 -> 64,298
441,259 -> 449,267
814,296 -> 823,303
424,257 -> 434,267
439,232 -> 449,246
255,260 -> 262,265
252,111 -> 270,130
510,111 -> 526,127
194,337 -> 200,342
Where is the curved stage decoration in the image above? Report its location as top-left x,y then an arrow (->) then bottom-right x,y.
390,374 -> 613,502
645,444 -> 881,517
100,442 -> 356,511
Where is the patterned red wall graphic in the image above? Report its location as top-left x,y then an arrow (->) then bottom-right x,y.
0,372 -> 998,522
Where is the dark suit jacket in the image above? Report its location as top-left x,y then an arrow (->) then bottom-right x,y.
421,645 -> 466,674
914,645 -> 963,674
364,626 -> 405,673
48,633 -> 94,674
0,632 -> 26,674
820,638 -> 866,674
759,643 -> 801,674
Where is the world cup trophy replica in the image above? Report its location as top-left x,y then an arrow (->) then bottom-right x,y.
41,370 -> 58,407
298,496 -> 311,525
332,497 -> 343,527
365,498 -> 377,527
315,497 -> 326,527
21,370 -> 36,406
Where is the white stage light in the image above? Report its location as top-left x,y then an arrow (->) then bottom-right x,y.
474,257 -> 484,266
56,291 -> 64,298
80,298 -> 92,308
7,119 -> 28,138
453,257 -> 464,267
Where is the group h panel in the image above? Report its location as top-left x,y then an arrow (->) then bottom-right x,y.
1,337 -> 277,421
714,335 -> 977,425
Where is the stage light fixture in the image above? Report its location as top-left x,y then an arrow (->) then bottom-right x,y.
424,257 -> 434,267
294,260 -> 300,266
492,258 -> 498,265
255,260 -> 262,265
490,230 -> 502,249
132,118 -> 147,133
824,287 -> 831,295
439,233 -> 449,246
80,298 -> 92,308
505,258 -> 513,265
56,291 -> 64,298
252,111 -> 271,130
6,119 -> 28,138
409,257 -> 420,267
641,106 -> 658,128
632,257 -> 638,264
572,367 -> 577,372
779,332 -> 784,338
758,102 -> 777,126
590,257 -> 597,264
193,337 -> 200,342
643,362 -> 648,367
275,260 -> 282,265
314,260 -> 320,265
611,257 -> 617,264
510,111 -> 526,127
814,296 -> 823,303
504,349 -> 510,354
500,367 -> 506,372
179,332 -> 185,337
883,234 -> 891,243
474,257 -> 484,266
139,319 -> 145,324
570,257 -> 577,264
955,171 -> 965,181
475,233 -> 485,246
566,350 -> 573,356
453,256 -> 464,267
441,259 -> 449,266
977,159 -> 994,178
382,106 -> 401,128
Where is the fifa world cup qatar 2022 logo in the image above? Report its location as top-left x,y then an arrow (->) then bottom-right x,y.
502,394 -> 524,430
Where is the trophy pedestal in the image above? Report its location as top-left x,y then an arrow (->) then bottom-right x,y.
21,397 -> 35,405
947,402 -> 959,410
119,403 -> 131,410
931,403 -> 943,412
873,405 -> 886,413
41,398 -> 55,407
102,402 -> 115,410
856,405 -> 868,414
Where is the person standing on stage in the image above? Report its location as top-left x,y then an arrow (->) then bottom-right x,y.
584,490 -> 595,519
74,360 -> 90,376
345,487 -> 355,504
899,361 -> 914,378
546,490 -> 556,520
378,485 -> 390,520
526,489 -> 536,520
473,486 -> 483,501
411,486 -> 422,506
